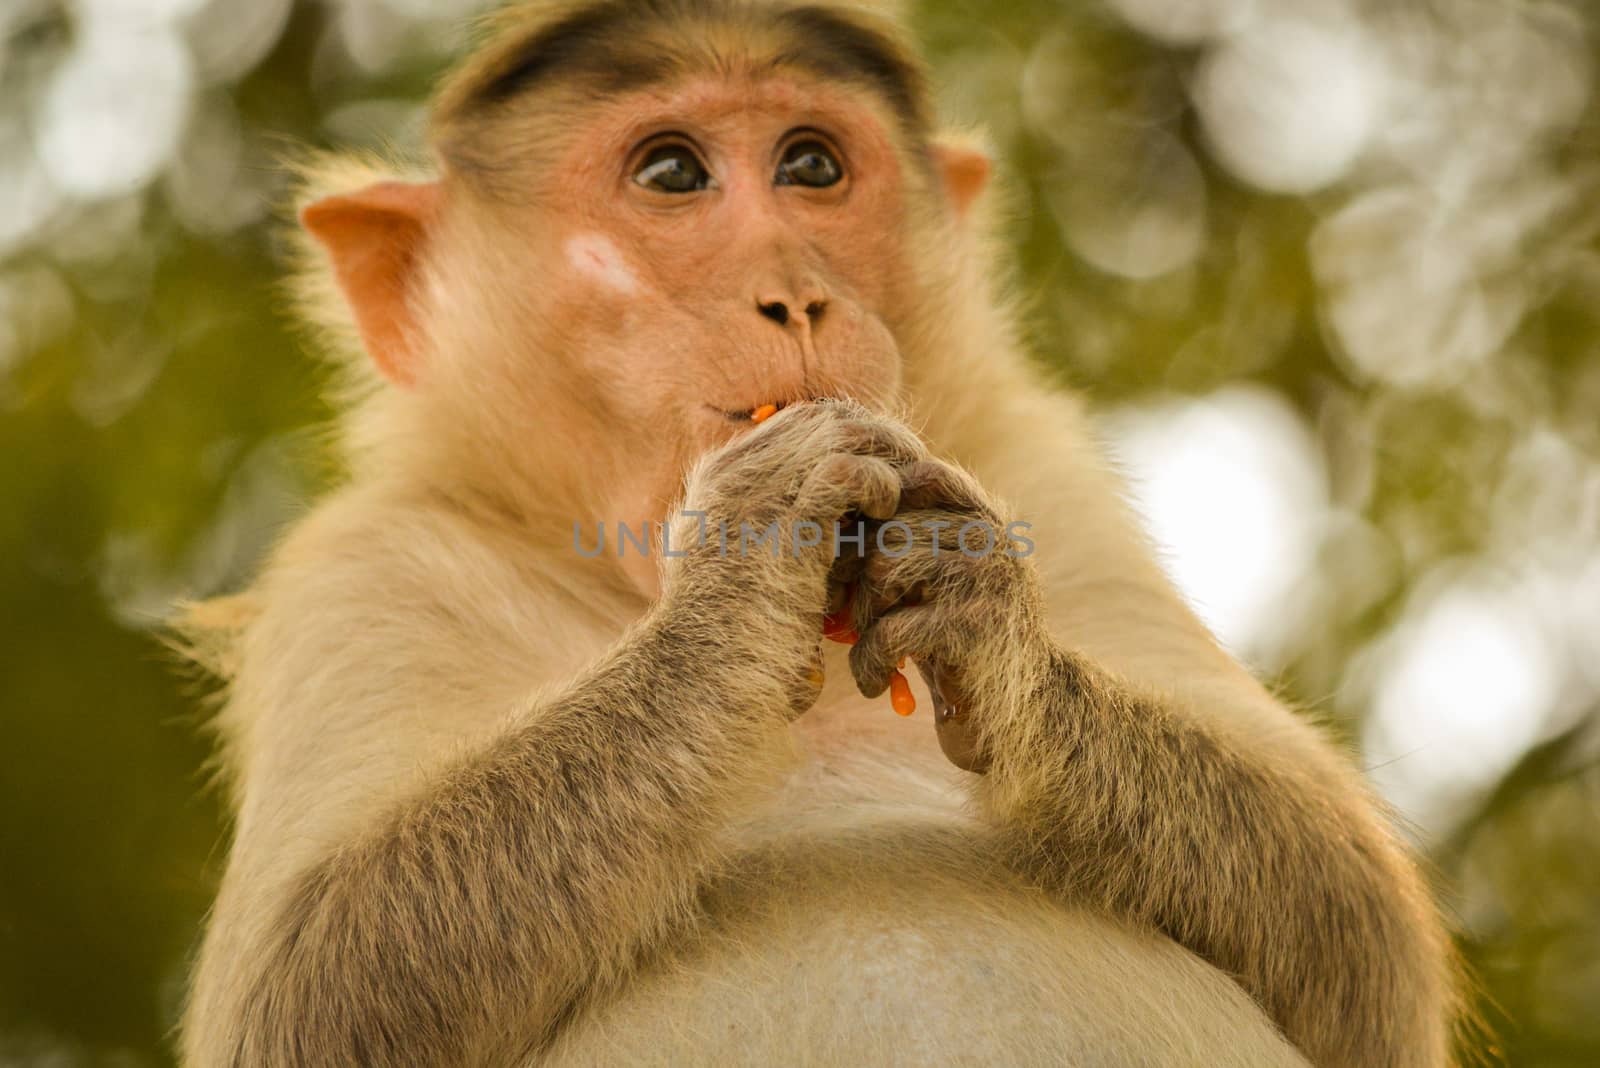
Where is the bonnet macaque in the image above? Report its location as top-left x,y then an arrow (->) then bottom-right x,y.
178,1 -> 1459,1064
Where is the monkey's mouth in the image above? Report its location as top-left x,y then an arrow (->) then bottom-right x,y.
710,402 -> 787,424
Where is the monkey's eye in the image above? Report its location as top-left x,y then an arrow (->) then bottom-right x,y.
775,140 -> 844,189
634,145 -> 711,194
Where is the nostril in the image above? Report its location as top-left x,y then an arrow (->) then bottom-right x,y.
758,301 -> 790,326
804,301 -> 826,321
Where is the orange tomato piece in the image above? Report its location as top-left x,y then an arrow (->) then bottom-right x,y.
888,670 -> 916,717
822,607 -> 859,645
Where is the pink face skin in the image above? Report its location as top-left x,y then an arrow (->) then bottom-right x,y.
526,73 -> 914,454
305,70 -> 936,593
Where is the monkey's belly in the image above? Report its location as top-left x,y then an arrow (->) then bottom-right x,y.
538,813 -> 1309,1067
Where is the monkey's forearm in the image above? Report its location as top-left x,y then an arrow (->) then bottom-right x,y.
209,610 -> 793,1067
974,644 -> 1455,1068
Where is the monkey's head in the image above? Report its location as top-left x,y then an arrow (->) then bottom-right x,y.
298,0 -> 989,576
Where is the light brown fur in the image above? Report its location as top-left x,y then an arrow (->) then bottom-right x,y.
178,2 -> 1460,1065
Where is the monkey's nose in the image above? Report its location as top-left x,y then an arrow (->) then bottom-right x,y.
756,298 -> 827,329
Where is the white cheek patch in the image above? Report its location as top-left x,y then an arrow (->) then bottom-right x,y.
563,233 -> 642,296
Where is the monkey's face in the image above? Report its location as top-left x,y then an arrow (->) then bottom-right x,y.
493,73 -> 917,455
301,34 -> 986,562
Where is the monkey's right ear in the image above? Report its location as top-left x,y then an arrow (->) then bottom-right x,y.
300,181 -> 440,387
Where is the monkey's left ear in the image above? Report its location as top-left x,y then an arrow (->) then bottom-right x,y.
932,142 -> 992,220
300,181 -> 440,387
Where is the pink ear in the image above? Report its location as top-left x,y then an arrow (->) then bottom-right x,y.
932,143 -> 991,220
301,181 -> 440,386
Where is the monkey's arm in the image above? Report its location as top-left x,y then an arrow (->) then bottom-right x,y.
969,648 -> 1452,1068
847,458 -> 1457,1068
184,591 -> 798,1068
182,402 -> 913,1067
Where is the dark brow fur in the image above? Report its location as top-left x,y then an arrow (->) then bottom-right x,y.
441,0 -> 931,136
470,2 -> 679,105
768,6 -> 930,133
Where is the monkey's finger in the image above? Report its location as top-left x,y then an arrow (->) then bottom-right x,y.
897,460 -> 987,514
847,572 -> 879,639
825,543 -> 876,617
825,553 -> 869,616
762,396 -> 866,442
783,640 -> 830,719
785,396 -> 923,462
795,453 -> 901,523
860,545 -> 981,608
825,578 -> 849,618
721,399 -> 833,462
908,659 -> 991,773
850,523 -> 987,627
834,418 -> 928,467
849,604 -> 972,698
844,549 -> 934,633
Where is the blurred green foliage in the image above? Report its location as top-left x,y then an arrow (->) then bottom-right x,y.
1,0 -> 1597,1064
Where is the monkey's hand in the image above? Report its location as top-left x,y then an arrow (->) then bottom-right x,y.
661,399 -> 926,715
848,463 -> 1456,1068
842,459 -> 1045,770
